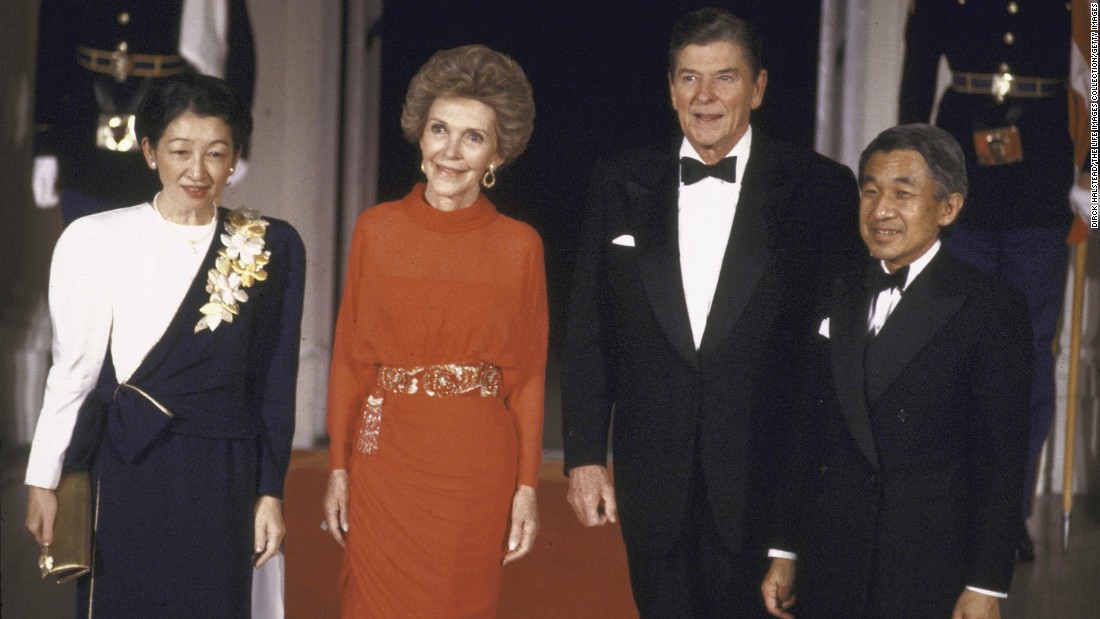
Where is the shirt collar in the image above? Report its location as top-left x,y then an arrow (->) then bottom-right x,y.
678,127 -> 752,185
877,239 -> 940,291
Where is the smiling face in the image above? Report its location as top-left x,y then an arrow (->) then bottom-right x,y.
668,41 -> 766,165
859,149 -> 963,272
141,111 -> 238,222
418,97 -> 503,211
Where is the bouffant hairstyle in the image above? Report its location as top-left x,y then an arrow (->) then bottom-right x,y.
137,72 -> 252,153
401,45 -> 535,167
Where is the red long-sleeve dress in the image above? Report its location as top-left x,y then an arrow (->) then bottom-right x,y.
326,184 -> 547,617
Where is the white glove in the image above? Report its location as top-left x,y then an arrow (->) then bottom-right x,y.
228,158 -> 249,186
1069,183 -> 1092,225
33,155 -> 60,208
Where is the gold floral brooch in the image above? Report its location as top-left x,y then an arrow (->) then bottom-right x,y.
195,208 -> 271,332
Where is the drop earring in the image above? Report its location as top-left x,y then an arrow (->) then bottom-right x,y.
481,164 -> 496,189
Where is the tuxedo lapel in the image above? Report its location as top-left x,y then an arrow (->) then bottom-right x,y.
865,251 -> 966,405
632,151 -> 698,367
698,137 -> 781,360
831,279 -> 880,470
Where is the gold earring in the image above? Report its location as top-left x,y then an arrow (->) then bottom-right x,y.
420,162 -> 426,174
150,160 -> 157,169
481,164 -> 496,189
229,167 -> 235,173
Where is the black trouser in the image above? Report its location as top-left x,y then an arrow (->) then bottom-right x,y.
624,465 -> 770,619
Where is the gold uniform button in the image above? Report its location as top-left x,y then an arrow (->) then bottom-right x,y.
118,12 -> 130,25
1003,31 -> 1015,45
1007,1 -> 1018,14
957,0 -> 965,4
998,62 -> 1011,73
117,41 -> 129,52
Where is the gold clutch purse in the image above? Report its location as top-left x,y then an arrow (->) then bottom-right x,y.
38,471 -> 92,584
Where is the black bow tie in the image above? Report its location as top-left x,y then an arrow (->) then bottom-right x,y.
680,156 -> 737,185
864,264 -> 910,294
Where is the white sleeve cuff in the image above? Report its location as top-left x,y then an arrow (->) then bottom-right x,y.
768,549 -> 797,560
965,586 -> 1007,599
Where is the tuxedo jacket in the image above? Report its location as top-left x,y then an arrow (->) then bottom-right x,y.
561,134 -> 861,555
788,249 -> 1032,618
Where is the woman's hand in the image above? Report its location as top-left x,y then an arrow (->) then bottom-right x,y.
502,485 -> 539,565
253,495 -> 285,568
26,485 -> 58,546
322,469 -> 350,548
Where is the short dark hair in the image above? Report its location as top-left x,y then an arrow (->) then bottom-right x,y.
401,45 -> 535,167
136,73 -> 253,154
858,124 -> 968,201
668,8 -> 763,78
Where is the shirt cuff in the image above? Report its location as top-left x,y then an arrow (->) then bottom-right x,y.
768,549 -> 797,560
965,586 -> 1007,599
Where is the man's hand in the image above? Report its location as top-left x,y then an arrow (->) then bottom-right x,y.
33,156 -> 60,208
253,496 -> 285,568
26,485 -> 58,546
502,485 -> 539,565
566,464 -> 617,526
761,557 -> 797,618
951,590 -> 1000,619
322,469 -> 349,548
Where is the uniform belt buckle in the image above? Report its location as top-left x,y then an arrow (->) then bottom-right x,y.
991,70 -> 1014,104
95,114 -> 138,152
109,48 -> 133,83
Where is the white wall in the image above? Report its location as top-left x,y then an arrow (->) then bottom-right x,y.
228,2 -> 343,447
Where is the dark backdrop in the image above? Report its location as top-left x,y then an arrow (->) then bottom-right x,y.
374,1 -> 823,340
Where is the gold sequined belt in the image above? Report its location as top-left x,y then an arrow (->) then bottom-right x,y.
357,362 -> 502,454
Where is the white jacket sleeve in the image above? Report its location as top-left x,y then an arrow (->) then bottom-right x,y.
25,219 -> 113,489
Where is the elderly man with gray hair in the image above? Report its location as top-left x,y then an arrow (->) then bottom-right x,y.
763,124 -> 1032,619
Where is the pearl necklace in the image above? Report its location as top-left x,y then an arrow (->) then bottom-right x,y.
151,192 -> 218,254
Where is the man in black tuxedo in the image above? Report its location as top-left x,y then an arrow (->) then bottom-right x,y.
762,124 -> 1031,619
561,8 -> 860,617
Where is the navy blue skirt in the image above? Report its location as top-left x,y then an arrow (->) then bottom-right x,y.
76,428 -> 257,618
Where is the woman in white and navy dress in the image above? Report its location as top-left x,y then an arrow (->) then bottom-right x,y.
24,73 -> 305,618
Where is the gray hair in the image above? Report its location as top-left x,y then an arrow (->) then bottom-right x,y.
858,124 -> 968,201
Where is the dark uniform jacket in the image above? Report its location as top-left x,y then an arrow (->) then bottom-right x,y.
899,0 -> 1074,230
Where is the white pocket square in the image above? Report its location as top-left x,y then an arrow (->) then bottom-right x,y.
611,234 -> 636,247
818,317 -> 831,338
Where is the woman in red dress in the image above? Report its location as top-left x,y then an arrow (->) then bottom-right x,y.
322,45 -> 545,617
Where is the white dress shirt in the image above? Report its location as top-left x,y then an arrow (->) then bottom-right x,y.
866,240 -> 941,334
678,129 -> 751,349
25,204 -> 216,490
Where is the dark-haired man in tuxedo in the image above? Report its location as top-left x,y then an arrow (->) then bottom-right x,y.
561,7 -> 860,617
762,124 -> 1031,619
